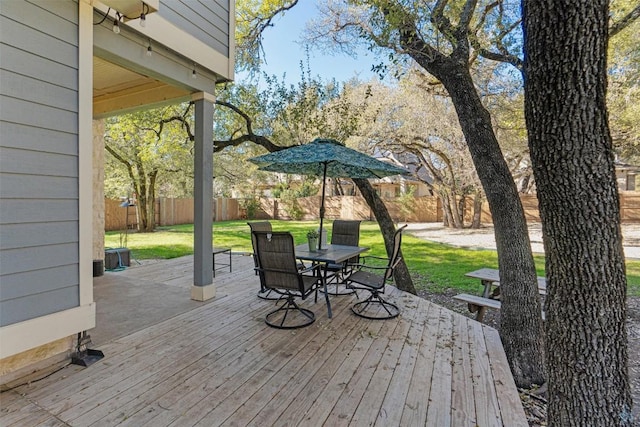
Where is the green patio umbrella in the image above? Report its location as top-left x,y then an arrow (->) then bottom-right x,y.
249,138 -> 410,250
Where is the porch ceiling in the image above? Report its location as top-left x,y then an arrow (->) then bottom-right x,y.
93,56 -> 189,117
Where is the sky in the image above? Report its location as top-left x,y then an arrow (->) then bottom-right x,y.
240,0 -> 380,85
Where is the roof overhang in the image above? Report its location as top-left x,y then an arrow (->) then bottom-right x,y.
90,0 -> 232,117
99,0 -> 158,18
93,57 -> 190,118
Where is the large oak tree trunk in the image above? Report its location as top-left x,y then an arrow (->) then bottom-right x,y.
437,68 -> 546,387
393,8 -> 546,384
354,178 -> 416,294
523,1 -> 632,424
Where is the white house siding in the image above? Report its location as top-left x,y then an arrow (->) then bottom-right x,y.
0,0 -> 80,325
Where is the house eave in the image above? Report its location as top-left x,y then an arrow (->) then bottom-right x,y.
97,0 -> 159,18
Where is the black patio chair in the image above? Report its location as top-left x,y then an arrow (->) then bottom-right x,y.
248,221 -> 279,300
323,220 -> 361,295
345,224 -> 407,319
253,231 -> 323,329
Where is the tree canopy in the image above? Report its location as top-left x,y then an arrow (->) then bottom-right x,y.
104,104 -> 195,231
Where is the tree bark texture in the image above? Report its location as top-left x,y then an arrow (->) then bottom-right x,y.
438,67 -> 546,387
354,178 -> 416,295
523,1 -> 632,424
471,193 -> 482,228
145,170 -> 157,232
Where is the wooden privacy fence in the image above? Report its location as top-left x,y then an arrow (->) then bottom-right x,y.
105,198 -> 240,231
104,192 -> 640,231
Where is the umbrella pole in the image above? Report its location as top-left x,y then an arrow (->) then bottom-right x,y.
318,162 -> 327,250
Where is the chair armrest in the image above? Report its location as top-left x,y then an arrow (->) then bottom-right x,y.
354,255 -> 390,269
361,255 -> 390,261
299,264 -> 323,275
349,263 -> 388,272
359,255 -> 390,264
258,266 -> 316,276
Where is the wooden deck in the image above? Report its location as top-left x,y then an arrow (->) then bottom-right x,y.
0,253 -> 527,426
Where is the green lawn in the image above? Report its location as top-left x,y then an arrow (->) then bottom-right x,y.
106,220 -> 640,297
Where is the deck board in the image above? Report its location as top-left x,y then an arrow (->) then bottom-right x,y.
1,393 -> 53,427
248,304 -> 379,426
67,305 -> 271,425
450,310 -> 477,426
323,316 -> 400,426
2,254 -> 527,426
400,301 -> 441,426
195,299 -> 358,425
34,294 -> 256,417
292,310 -> 391,425
426,308 -> 455,425
483,325 -> 529,426
468,319 -> 503,426
375,296 -> 430,425
348,294 -> 417,426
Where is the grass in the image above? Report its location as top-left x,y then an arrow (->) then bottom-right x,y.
106,220 -> 640,297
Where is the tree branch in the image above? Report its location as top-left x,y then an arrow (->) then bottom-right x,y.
140,103 -> 195,142
469,0 -> 523,70
473,43 -> 523,69
431,0 -> 457,45
104,143 -> 131,167
252,0 -> 299,42
610,4 -> 640,37
214,134 -> 284,153
474,1 -> 499,33
381,2 -> 445,67
239,0 -> 300,67
457,0 -> 478,38
215,100 -> 257,135
213,100 -> 286,153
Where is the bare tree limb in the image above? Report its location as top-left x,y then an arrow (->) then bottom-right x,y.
381,2 -> 444,66
457,0 -> 479,38
473,43 -> 523,69
213,100 -> 285,153
213,134 -> 283,153
238,0 -> 300,68
610,4 -> 640,37
138,103 -> 195,142
431,0 -> 457,45
105,143 -> 132,167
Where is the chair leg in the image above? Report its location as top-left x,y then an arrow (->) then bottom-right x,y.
351,291 -> 400,320
257,288 -> 281,300
265,295 -> 315,329
322,270 -> 356,296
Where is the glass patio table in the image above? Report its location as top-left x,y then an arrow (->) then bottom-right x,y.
294,244 -> 370,319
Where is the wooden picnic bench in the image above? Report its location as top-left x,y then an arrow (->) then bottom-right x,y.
456,268 -> 547,322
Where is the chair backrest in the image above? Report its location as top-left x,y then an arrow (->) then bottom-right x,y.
331,220 -> 361,264
253,231 -> 303,292
248,221 -> 272,269
383,224 -> 407,282
331,220 -> 361,246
